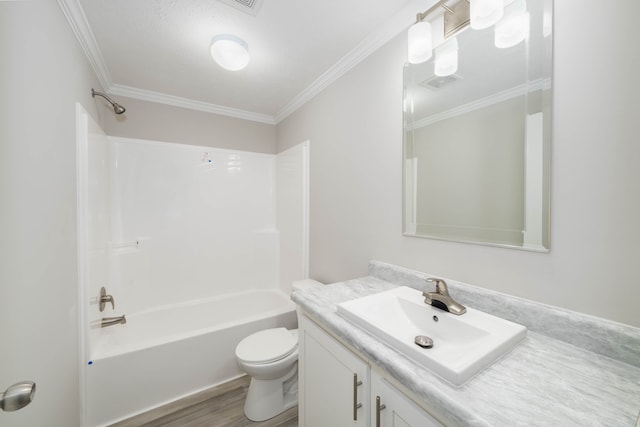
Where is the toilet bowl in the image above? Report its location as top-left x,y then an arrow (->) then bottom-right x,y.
236,327 -> 299,421
235,279 -> 322,421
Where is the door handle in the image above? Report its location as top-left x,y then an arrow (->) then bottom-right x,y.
1,381 -> 36,412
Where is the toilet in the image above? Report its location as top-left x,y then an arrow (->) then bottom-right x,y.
235,279 -> 322,421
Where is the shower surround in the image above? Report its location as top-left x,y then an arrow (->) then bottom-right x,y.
106,137 -> 280,317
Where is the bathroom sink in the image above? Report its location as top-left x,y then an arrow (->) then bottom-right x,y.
336,286 -> 526,386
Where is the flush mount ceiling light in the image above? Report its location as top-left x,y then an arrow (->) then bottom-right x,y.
210,34 -> 250,71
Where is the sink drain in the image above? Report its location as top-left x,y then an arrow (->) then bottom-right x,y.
414,335 -> 434,349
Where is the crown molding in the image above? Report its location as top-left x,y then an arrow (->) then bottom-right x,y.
272,33 -> 388,124
57,0 -> 275,124
411,78 -> 550,130
58,0 -> 424,126
109,84 -> 276,125
274,0 -> 425,124
57,0 -> 112,89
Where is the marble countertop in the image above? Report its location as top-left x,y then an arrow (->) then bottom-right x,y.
291,265 -> 640,427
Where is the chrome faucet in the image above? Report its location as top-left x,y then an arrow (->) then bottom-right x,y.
422,278 -> 466,315
101,315 -> 126,328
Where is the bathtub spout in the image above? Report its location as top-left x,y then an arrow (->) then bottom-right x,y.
101,315 -> 126,328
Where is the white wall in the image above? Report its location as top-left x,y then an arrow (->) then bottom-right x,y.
276,0 -> 640,328
0,1 -> 105,426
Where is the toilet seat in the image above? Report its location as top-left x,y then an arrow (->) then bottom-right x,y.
236,328 -> 297,365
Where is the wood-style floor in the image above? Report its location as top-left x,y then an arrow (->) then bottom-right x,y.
109,376 -> 298,427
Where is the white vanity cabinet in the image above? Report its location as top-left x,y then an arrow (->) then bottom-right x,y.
299,315 -> 370,426
299,314 -> 444,427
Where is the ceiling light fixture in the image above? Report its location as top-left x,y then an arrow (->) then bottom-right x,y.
210,34 -> 250,71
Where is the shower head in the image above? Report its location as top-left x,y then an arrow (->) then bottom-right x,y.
91,88 -> 126,115
112,103 -> 126,115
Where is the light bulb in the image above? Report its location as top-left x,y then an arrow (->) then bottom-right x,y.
434,37 -> 458,77
495,0 -> 529,48
407,21 -> 432,64
495,12 -> 529,48
470,0 -> 504,30
210,34 -> 250,71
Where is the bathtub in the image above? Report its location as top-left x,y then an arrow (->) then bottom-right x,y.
85,289 -> 297,427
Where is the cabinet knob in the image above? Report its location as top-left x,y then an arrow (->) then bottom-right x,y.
353,373 -> 363,421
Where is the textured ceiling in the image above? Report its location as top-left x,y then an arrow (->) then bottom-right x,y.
77,0 -> 418,122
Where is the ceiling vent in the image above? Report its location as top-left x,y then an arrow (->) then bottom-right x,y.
419,73 -> 463,90
217,0 -> 264,16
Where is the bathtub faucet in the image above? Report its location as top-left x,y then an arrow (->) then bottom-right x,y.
99,286 -> 115,312
101,315 -> 126,328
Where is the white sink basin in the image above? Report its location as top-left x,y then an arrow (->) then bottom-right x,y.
337,286 -> 526,386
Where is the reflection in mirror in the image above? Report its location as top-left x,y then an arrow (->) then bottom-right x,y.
403,0 -> 552,251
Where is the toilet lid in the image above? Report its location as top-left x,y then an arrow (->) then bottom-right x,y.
236,328 -> 297,364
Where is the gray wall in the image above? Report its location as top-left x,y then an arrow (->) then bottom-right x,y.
0,1 -> 104,426
102,97 -> 276,154
412,96 -> 525,245
276,0 -> 640,328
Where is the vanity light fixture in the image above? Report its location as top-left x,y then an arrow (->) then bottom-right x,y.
470,0 -> 504,30
407,0 -> 470,67
434,37 -> 459,76
408,21 -> 433,64
210,34 -> 250,71
494,0 -> 529,48
407,0 -> 528,70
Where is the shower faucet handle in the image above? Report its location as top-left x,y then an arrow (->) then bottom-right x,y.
99,286 -> 115,312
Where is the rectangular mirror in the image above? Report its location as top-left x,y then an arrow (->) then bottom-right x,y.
403,0 -> 552,251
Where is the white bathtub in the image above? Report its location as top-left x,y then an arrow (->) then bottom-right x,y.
85,289 -> 297,427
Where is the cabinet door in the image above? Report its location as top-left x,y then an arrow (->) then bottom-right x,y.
371,373 -> 443,427
299,316 -> 369,427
